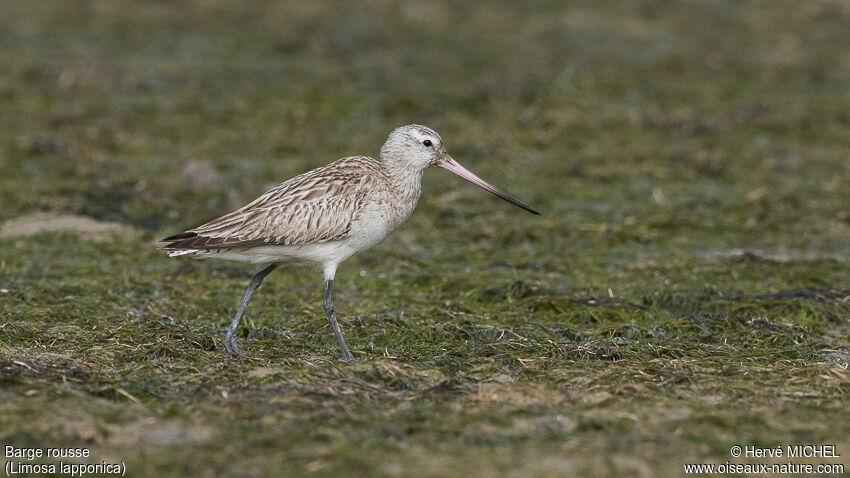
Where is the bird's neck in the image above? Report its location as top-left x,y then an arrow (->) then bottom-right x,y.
381,161 -> 424,221
385,164 -> 423,202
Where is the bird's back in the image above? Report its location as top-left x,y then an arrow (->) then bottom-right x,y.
162,156 -> 393,255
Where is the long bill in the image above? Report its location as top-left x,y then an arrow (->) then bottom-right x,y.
437,155 -> 540,215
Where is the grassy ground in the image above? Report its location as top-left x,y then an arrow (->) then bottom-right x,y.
1,1 -> 849,476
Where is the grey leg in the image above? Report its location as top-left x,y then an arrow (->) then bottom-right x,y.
323,279 -> 355,362
225,263 -> 278,358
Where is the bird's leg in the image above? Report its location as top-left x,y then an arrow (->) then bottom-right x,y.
225,263 -> 278,358
322,279 -> 355,362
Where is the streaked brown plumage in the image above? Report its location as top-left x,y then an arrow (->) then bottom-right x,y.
162,125 -> 539,361
165,157 -> 387,250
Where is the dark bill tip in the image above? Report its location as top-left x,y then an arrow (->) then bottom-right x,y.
438,156 -> 541,215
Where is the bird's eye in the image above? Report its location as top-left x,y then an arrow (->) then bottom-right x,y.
422,140 -> 432,147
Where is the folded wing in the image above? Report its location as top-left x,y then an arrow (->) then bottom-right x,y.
162,157 -> 379,250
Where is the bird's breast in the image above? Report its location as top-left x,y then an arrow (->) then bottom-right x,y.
342,171 -> 422,252
349,201 -> 398,245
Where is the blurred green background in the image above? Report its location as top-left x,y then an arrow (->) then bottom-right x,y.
1,1 -> 848,477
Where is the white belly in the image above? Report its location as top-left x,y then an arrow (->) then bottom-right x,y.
182,241 -> 357,265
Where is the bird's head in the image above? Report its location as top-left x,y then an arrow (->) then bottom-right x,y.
380,124 -> 446,171
380,124 -> 540,215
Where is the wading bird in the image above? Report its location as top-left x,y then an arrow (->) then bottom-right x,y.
162,125 -> 539,361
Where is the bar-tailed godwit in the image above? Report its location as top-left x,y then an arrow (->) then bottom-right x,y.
162,125 -> 539,361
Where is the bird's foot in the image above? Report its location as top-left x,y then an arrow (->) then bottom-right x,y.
340,350 -> 356,363
224,336 -> 247,358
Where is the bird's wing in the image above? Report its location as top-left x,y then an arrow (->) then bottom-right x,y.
162,157 -> 381,250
